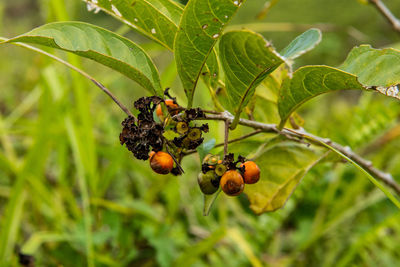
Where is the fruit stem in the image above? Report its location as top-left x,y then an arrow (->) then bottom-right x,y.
224,119 -> 229,156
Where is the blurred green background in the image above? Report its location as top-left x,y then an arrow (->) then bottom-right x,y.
1,0 -> 400,266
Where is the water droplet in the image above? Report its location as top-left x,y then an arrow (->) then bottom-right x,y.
151,28 -> 157,34
202,24 -> 208,29
212,33 -> 219,39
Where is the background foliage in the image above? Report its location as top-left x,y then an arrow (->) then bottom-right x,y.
1,0 -> 400,266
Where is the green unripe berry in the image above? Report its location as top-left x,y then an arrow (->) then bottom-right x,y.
197,171 -> 219,195
176,122 -> 189,134
215,164 -> 227,176
188,128 -> 202,141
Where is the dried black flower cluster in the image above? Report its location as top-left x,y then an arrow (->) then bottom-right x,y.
120,96 -> 164,160
119,95 -> 209,175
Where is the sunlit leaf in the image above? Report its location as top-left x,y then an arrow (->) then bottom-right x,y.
278,66 -> 364,128
339,45 -> 400,87
85,0 -> 183,50
281,28 -> 322,60
3,22 -> 163,96
174,0 -> 245,107
245,141 -> 324,214
278,45 -> 400,128
219,30 -> 283,127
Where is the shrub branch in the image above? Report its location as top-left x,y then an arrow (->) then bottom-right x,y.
3,37 -> 398,197
369,0 -> 400,33
199,112 -> 400,195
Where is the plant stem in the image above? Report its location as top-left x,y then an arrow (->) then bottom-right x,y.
0,37 -> 136,121
4,36 -> 399,203
183,130 -> 263,156
368,0 -> 400,33
223,120 -> 230,156
197,113 -> 400,197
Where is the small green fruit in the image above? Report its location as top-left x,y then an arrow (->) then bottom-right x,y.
176,122 -> 189,134
215,164 -> 227,176
197,171 -> 219,195
188,128 -> 202,141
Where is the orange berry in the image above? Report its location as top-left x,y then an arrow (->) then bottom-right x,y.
240,161 -> 260,184
156,104 -> 163,118
156,99 -> 179,119
149,151 -> 174,175
149,151 -> 156,159
220,170 -> 244,196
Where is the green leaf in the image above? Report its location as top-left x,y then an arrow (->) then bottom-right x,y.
86,0 -> 183,50
339,45 -> 400,87
4,22 -> 163,96
281,28 -> 322,60
174,0 -> 245,107
197,138 -> 216,163
203,188 -> 221,216
244,142 -> 324,214
219,30 -> 284,128
278,45 -> 400,128
278,66 -> 364,127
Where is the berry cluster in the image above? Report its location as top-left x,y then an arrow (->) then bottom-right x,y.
198,154 -> 260,196
120,93 -> 208,176
120,94 -> 262,196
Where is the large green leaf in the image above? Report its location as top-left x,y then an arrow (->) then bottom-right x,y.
278,66 -> 364,127
244,142 -> 324,214
278,45 -> 400,128
281,28 -> 322,60
174,0 -> 245,107
85,0 -> 183,50
340,45 -> 400,87
219,30 -> 284,128
3,22 -> 163,96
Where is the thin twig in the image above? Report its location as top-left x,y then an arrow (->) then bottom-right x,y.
165,144 -> 184,174
196,113 -> 400,195
0,38 -> 136,120
202,109 -> 222,115
224,120 -> 229,156
183,130 -> 264,156
361,124 -> 400,155
369,0 -> 400,33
